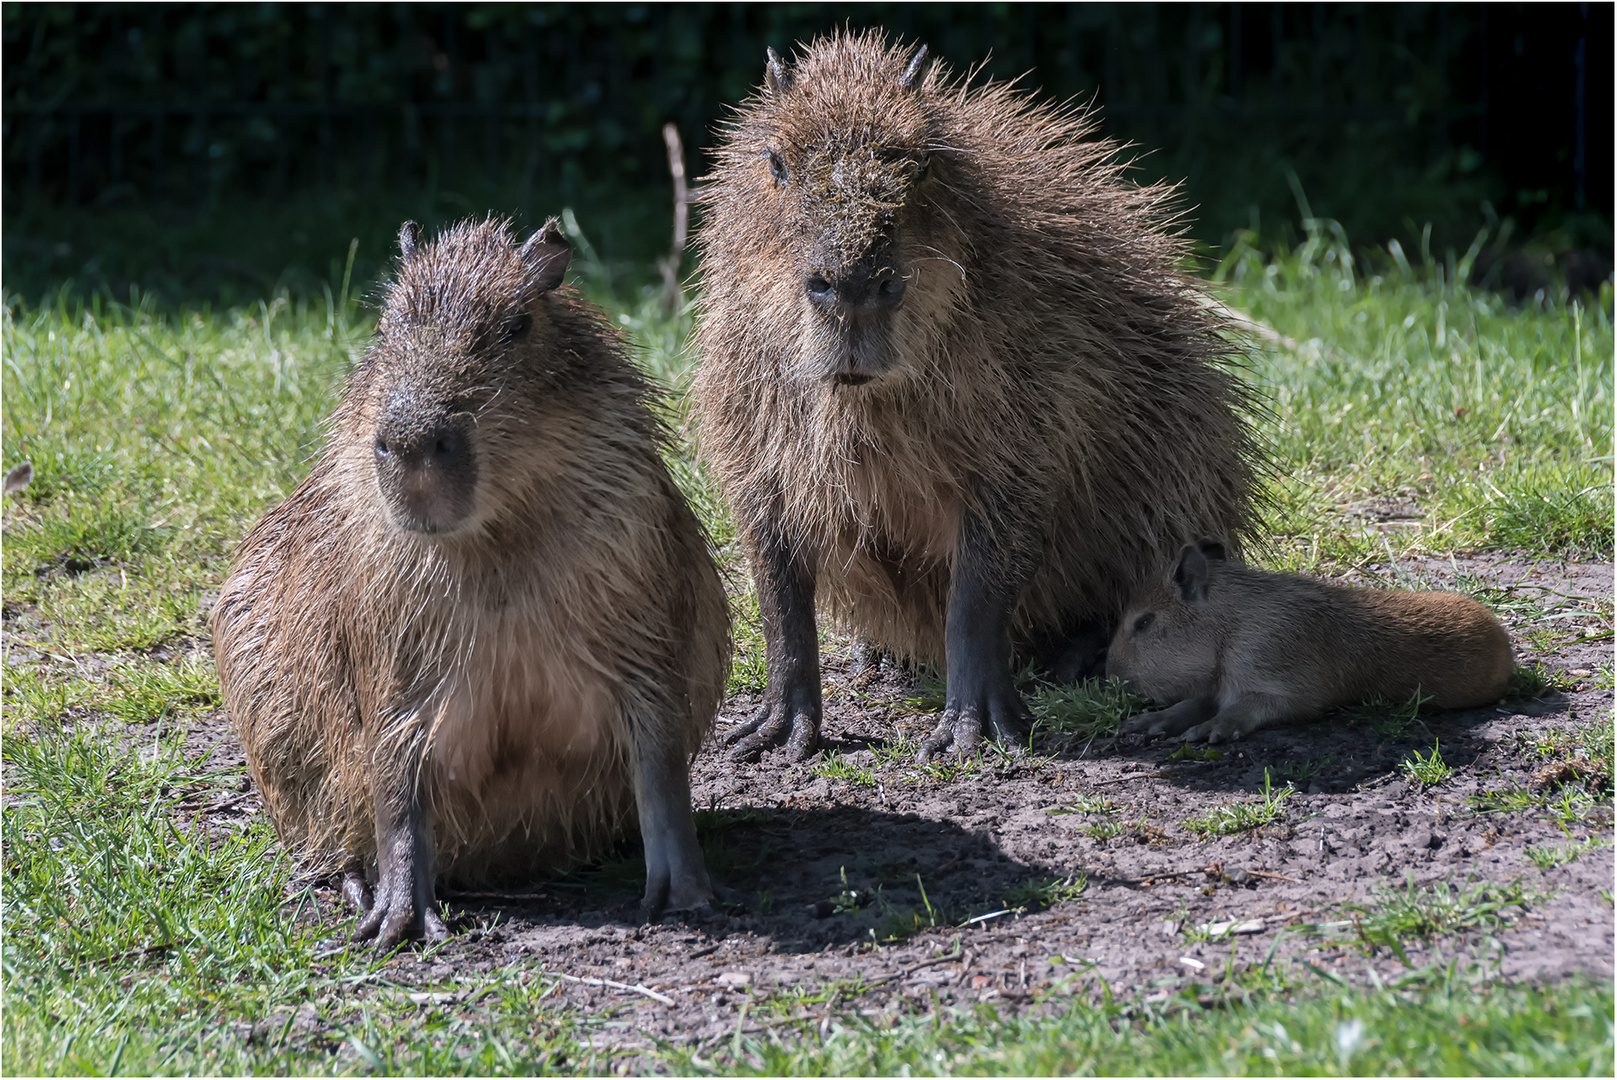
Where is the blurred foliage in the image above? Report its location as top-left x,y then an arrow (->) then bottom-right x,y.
2,3 -> 1609,308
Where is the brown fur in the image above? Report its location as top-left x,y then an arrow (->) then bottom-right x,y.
1109,541 -> 1516,743
212,218 -> 729,913
691,31 -> 1259,757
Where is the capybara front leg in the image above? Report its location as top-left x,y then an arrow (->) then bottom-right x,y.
352,764 -> 445,949
632,711 -> 714,921
1182,693 -> 1290,744
725,526 -> 823,763
1119,696 -> 1218,737
920,507 -> 1038,761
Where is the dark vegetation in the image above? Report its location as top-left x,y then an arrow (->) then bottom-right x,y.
3,2 -> 1611,309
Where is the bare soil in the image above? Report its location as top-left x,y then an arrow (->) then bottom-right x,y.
177,552 -> 1613,1056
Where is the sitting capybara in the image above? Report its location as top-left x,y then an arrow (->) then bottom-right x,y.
692,30 -> 1260,762
212,218 -> 729,947
1108,540 -> 1515,743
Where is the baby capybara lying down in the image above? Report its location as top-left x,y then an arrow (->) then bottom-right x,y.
1107,540 -> 1514,743
213,218 -> 729,947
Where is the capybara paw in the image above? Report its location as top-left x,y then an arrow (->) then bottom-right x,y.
723,702 -> 817,762
352,898 -> 448,950
917,699 -> 1027,762
1121,708 -> 1197,738
1182,719 -> 1248,744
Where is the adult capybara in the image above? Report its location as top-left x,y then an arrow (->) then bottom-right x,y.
692,31 -> 1260,763
212,218 -> 730,948
1108,540 -> 1515,743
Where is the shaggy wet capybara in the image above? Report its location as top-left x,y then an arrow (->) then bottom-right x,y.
692,31 -> 1260,763
212,217 -> 729,948
1108,540 -> 1515,743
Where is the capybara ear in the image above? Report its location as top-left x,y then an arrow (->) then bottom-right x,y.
901,44 -> 931,91
764,46 -> 793,96
520,219 -> 572,293
1196,538 -> 1228,564
398,221 -> 421,259
1170,543 -> 1213,603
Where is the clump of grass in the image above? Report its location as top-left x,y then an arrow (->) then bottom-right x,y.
1047,792 -> 1119,816
1270,754 -> 1338,786
1182,772 -> 1296,837
1525,837 -> 1611,870
810,750 -> 877,787
1400,740 -> 1455,787
1028,677 -> 1148,750
1344,692 -> 1430,741
1338,874 -> 1539,962
1509,662 -> 1577,697
1002,873 -> 1087,914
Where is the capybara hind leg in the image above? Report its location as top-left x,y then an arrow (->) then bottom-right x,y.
352,783 -> 446,949
1182,693 -> 1291,744
919,510 -> 1035,761
1042,623 -> 1112,684
726,527 -> 822,762
633,722 -> 714,921
1120,696 -> 1218,737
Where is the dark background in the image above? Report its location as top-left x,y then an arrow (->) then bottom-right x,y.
4,2 -> 1610,307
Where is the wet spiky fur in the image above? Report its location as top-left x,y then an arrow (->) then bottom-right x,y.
692,31 -> 1262,667
213,218 -> 729,883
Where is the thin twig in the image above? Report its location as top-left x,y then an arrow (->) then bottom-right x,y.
440,889 -> 553,901
546,971 -> 675,1006
1245,869 -> 1302,884
658,122 -> 689,315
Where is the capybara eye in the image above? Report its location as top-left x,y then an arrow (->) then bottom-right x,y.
1133,613 -> 1156,634
767,150 -> 788,186
374,438 -> 390,460
502,312 -> 532,342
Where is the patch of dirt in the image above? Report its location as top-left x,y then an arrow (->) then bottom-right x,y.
183,553 -> 1611,1055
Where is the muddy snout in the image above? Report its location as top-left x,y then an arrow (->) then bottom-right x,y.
805,259 -> 907,385
372,402 -> 479,534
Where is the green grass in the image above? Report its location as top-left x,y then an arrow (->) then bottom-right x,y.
1398,741 -> 1455,788
3,222 -> 1612,1074
1525,836 -> 1613,870
1220,222 -> 1613,565
1182,772 -> 1297,838
661,967 -> 1611,1076
1332,875 -> 1540,964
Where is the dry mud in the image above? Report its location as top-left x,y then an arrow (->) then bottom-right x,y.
171,553 -> 1613,1057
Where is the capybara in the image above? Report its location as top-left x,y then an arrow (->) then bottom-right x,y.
1108,540 -> 1515,743
212,218 -> 729,947
691,31 -> 1259,763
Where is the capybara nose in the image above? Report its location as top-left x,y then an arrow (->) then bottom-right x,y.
375,419 -> 470,473
806,265 -> 906,312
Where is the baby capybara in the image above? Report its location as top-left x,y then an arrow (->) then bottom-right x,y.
212,218 -> 729,948
1108,540 -> 1515,743
692,31 -> 1260,763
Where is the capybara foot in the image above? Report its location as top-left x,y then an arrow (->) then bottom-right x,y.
722,702 -> 818,762
917,697 -> 1028,762
352,896 -> 448,951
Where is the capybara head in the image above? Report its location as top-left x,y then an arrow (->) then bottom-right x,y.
704,33 -> 968,386
352,218 -> 570,537
1106,540 -> 1231,702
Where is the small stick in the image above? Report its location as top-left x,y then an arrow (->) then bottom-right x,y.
658,123 -> 689,315
440,890 -> 553,901
1244,870 -> 1302,883
547,971 -> 675,1006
